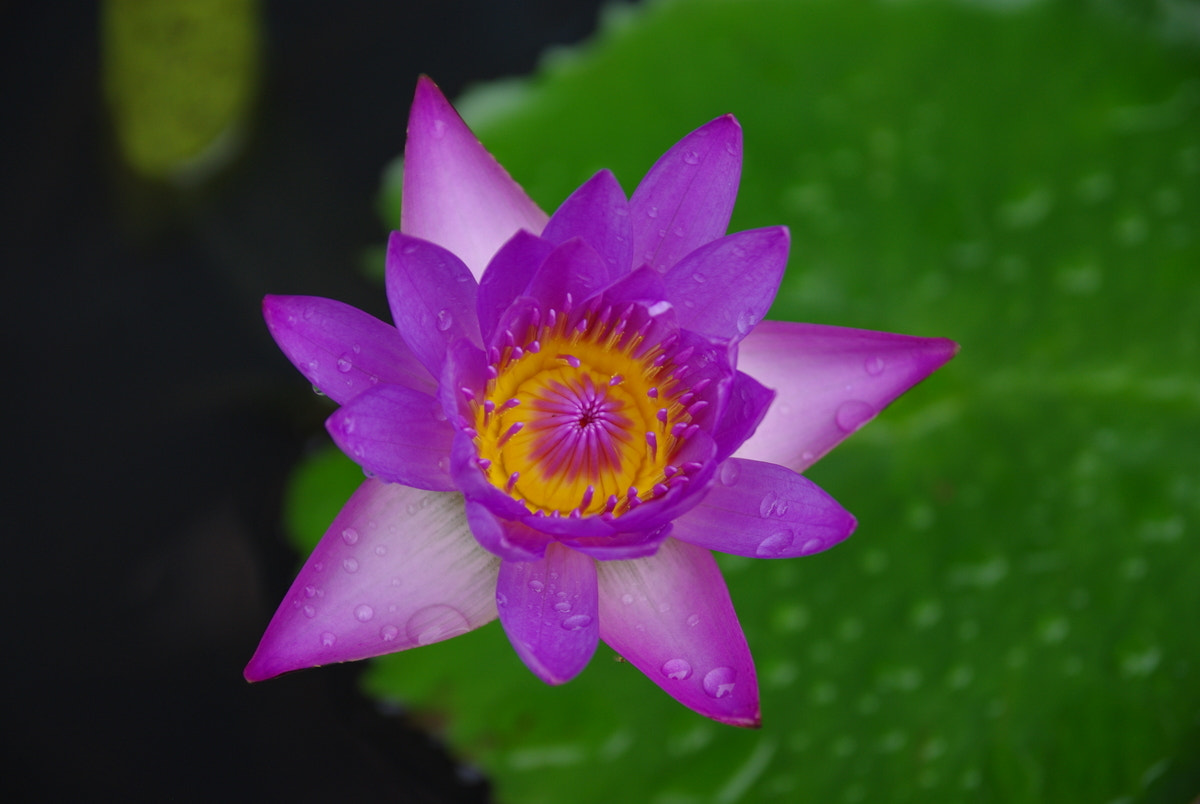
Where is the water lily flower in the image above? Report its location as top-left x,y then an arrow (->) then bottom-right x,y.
245,76 -> 957,727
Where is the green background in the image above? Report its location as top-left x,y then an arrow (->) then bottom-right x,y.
289,1 -> 1200,801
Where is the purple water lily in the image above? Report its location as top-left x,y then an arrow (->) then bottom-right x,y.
245,77 -> 957,727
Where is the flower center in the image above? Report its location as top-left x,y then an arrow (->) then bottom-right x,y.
472,298 -> 701,517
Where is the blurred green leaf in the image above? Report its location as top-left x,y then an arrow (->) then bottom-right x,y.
294,0 -> 1200,801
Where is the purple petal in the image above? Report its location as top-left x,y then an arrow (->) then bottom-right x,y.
385,232 -> 482,378
438,337 -> 489,426
711,371 -> 775,463
671,458 -> 856,558
523,238 -> 614,316
497,543 -> 600,685
663,227 -> 789,343
465,500 -> 550,562
597,538 -> 759,727
449,430 -> 534,522
557,523 -> 673,560
629,115 -> 742,273
326,385 -> 456,491
401,76 -> 548,279
734,322 -> 959,472
541,169 -> 633,280
244,479 -> 499,682
477,231 -> 554,342
263,295 -> 435,404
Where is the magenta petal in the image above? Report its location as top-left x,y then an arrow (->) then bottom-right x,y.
735,322 -> 959,472
477,231 -> 554,342
524,238 -> 615,316
671,458 -> 856,558
629,115 -> 742,273
711,371 -> 775,462
557,523 -> 672,560
326,385 -> 457,491
244,479 -> 499,682
541,169 -> 633,279
401,76 -> 548,279
263,295 -> 436,404
385,232 -> 482,378
663,227 -> 789,343
597,539 -> 759,727
497,543 -> 600,685
465,500 -> 549,561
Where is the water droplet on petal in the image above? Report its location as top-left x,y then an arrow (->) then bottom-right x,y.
756,529 -> 794,557
435,309 -> 453,332
405,604 -> 471,645
320,631 -> 337,647
692,272 -> 707,283
661,658 -> 693,680
759,490 -> 790,518
719,461 -> 741,487
354,604 -> 375,622
304,585 -> 317,598
336,354 -> 353,373
621,594 -> 635,605
431,118 -> 447,138
687,614 -> 701,627
835,400 -> 875,433
496,592 -> 508,607
864,355 -> 886,376
736,310 -> 757,335
561,614 -> 593,631
380,625 -> 399,641
703,666 -> 737,698
528,580 -> 545,593
302,605 -> 316,619
342,558 -> 359,573
553,600 -> 572,613
341,527 -> 359,546
801,538 -> 824,554
682,150 -> 700,165
375,545 -> 387,557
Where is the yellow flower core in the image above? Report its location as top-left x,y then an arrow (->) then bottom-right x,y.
472,303 -> 696,517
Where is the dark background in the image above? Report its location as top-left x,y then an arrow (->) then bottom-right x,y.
2,2 -> 622,801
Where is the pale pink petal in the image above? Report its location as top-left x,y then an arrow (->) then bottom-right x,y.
244,480 -> 498,682
401,76 -> 548,279
629,115 -> 742,274
597,538 -> 760,727
735,322 -> 958,472
263,295 -> 436,404
671,458 -> 856,558
496,542 -> 600,685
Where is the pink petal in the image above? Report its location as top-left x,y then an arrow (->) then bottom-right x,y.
244,480 -> 499,682
385,232 -> 482,378
401,76 -> 548,279
629,115 -> 742,274
496,542 -> 600,685
263,295 -> 436,405
326,385 -> 457,491
735,322 -> 959,472
597,538 -> 760,727
541,169 -> 633,280
663,227 -> 789,343
671,458 -> 856,558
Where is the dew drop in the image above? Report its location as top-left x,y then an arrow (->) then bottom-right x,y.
528,580 -> 545,593
759,490 -> 790,518
435,308 -> 454,332
336,354 -> 354,373
496,592 -> 508,607
661,658 -> 693,680
756,529 -> 795,557
302,605 -> 316,619
561,614 -> 593,631
405,604 -> 471,645
719,461 -> 741,487
304,585 -> 317,598
375,545 -> 387,557
342,558 -> 360,574
799,538 -> 824,555
682,150 -> 700,165
621,593 -> 635,605
553,600 -> 572,613
692,272 -> 707,283
380,625 -> 399,641
686,614 -> 701,627
736,309 -> 757,335
647,206 -> 659,219
320,631 -> 337,647
703,666 -> 737,698
431,118 -> 447,138
341,527 -> 360,546
437,456 -> 451,473
864,356 -> 886,376
835,400 -> 875,433
354,604 -> 375,622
